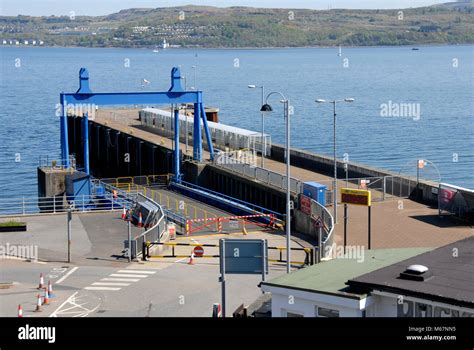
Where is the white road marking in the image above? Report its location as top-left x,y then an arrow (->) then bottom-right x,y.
174,257 -> 188,263
101,278 -> 140,282
49,291 -> 101,318
117,270 -> 156,274
84,286 -> 121,291
92,282 -> 130,286
109,274 -> 149,278
55,266 -> 79,285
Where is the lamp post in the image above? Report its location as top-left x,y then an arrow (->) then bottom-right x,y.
315,98 -> 354,224
248,84 -> 265,168
261,92 -> 291,273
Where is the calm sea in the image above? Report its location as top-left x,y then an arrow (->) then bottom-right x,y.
0,45 -> 473,197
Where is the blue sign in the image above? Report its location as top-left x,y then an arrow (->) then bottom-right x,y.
220,239 -> 268,275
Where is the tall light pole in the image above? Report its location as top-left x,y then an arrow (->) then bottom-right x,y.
315,98 -> 354,224
261,91 -> 291,273
248,84 -> 265,168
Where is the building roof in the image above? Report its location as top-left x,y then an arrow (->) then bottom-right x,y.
347,236 -> 474,308
261,247 -> 431,300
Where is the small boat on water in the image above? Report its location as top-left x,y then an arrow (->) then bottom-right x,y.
412,47 -> 420,51
338,45 -> 342,56
152,49 -> 159,53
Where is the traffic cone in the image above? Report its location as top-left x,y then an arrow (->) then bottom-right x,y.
187,252 -> 195,265
18,304 -> 23,318
138,212 -> 143,228
121,207 -> 127,220
37,273 -> 44,290
48,280 -> 55,298
43,288 -> 50,305
34,294 -> 43,312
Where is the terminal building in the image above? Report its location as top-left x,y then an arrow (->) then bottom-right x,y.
260,236 -> 474,317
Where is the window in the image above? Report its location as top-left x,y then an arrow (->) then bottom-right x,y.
283,310 -> 304,317
315,306 -> 340,318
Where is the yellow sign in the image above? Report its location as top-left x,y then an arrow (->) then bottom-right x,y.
341,188 -> 371,206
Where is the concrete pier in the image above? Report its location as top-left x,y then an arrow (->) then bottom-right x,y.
64,108 -> 473,250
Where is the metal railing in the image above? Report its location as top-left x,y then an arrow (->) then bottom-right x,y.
38,155 -> 76,169
0,193 -> 131,217
310,198 -> 335,261
133,194 -> 166,260
214,153 -> 302,194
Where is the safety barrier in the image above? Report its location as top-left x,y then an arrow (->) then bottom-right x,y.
132,193 -> 166,260
310,198 -> 335,261
214,153 -> 301,194
38,155 -> 76,170
170,180 -> 285,221
185,213 -> 277,235
145,241 -> 315,266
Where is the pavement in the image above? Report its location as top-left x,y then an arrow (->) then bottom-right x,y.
0,226 -> 310,317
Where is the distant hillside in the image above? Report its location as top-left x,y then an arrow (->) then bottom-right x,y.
0,3 -> 473,48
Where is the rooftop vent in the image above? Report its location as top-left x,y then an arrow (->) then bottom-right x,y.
399,264 -> 432,281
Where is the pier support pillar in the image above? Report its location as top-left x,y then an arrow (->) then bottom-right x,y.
174,107 -> 181,182
82,113 -> 90,175
193,102 -> 202,162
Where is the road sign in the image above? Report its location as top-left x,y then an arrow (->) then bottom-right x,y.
219,239 -> 268,317
193,245 -> 204,257
220,239 -> 268,274
341,188 -> 371,206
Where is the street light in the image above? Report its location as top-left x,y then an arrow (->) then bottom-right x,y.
248,84 -> 266,168
315,98 -> 355,224
260,91 -> 292,274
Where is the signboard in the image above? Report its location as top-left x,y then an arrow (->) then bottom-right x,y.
341,188 -> 371,207
300,195 -> 312,215
193,245 -> 204,257
220,239 -> 267,275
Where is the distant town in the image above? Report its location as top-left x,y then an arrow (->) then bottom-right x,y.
0,3 -> 473,48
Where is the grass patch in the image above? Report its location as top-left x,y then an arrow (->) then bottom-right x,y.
0,220 -> 26,227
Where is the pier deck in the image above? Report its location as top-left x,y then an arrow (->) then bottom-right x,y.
92,108 -> 473,250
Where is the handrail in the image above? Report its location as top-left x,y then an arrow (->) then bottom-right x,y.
310,198 -> 335,260
173,180 -> 284,220
133,193 -> 166,260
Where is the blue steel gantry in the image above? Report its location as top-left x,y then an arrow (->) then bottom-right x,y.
59,67 -> 215,182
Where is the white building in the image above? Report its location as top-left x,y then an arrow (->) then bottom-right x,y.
261,238 -> 474,317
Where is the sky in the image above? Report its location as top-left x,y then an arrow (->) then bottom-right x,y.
0,0 -> 449,16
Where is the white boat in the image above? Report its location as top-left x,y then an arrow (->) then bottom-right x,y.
338,45 -> 342,57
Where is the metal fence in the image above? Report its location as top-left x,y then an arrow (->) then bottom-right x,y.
133,193 -> 166,260
310,198 -> 335,260
0,193 -> 134,217
214,153 -> 302,194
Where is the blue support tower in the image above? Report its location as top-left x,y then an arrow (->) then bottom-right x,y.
173,107 -> 181,182
60,67 -> 215,178
82,112 -> 90,174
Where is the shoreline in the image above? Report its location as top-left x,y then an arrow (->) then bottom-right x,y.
1,43 -> 473,51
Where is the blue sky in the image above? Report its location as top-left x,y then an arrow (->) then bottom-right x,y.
0,0 -> 448,16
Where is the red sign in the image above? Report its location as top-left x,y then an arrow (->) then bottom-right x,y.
300,195 -> 312,215
440,189 -> 456,204
193,246 -> 204,257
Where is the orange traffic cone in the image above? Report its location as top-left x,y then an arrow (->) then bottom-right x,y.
37,273 -> 44,290
138,212 -> 143,228
122,207 -> 127,220
18,304 -> 23,318
34,294 -> 43,312
187,252 -> 195,265
43,288 -> 50,305
48,280 -> 55,298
